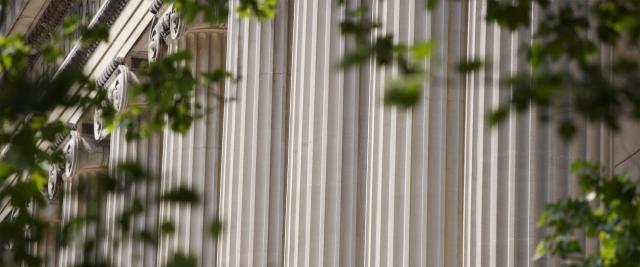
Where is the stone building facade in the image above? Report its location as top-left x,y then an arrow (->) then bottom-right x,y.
2,0 -> 640,266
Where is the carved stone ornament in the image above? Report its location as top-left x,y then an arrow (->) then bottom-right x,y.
149,0 -> 163,14
94,65 -> 130,140
148,17 -> 162,62
63,131 -> 80,179
48,0 -> 128,76
108,65 -> 129,111
10,208 -> 18,222
47,165 -> 61,200
169,8 -> 184,40
93,108 -> 108,141
64,131 -> 108,178
148,15 -> 169,62
148,7 -> 183,62
97,57 -> 125,87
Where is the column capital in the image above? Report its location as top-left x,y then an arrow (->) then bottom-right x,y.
148,6 -> 183,62
63,131 -> 108,179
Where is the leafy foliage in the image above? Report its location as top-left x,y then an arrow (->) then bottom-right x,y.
165,252 -> 197,267
455,57 -> 484,73
236,0 -> 277,19
2,0 -> 640,266
209,218 -> 223,238
486,0 -> 640,139
536,160 -> 640,266
336,0 -> 640,264
338,0 -> 640,140
168,0 -> 277,24
0,1 -> 243,265
339,7 -> 434,108
159,186 -> 201,204
103,51 -> 199,140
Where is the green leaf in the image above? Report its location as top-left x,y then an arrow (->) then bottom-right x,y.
30,170 -> 47,190
160,221 -> 175,234
39,42 -> 62,63
599,232 -> 616,263
534,242 -> 547,260
63,16 -> 82,35
485,0 -> 532,30
115,162 -> 147,183
138,230 -> 158,245
456,58 -> 484,73
209,219 -> 223,238
558,120 -> 576,140
426,0 -> 439,10
487,107 -> 509,126
203,69 -> 232,82
570,160 -> 587,173
160,186 -> 200,204
411,41 -> 433,59
236,0 -> 278,20
0,162 -> 16,181
166,252 -> 196,267
383,76 -> 423,108
527,44 -> 543,69
81,24 -> 110,44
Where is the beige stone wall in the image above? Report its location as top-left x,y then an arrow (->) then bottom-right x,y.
47,0 -> 640,267
613,119 -> 640,178
216,0 -> 290,266
156,29 -> 226,266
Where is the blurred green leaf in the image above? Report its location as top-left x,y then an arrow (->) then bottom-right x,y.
203,68 -> 232,82
411,41 -> 433,59
160,221 -> 176,234
209,219 -> 223,238
62,16 -> 82,35
237,0 -> 278,19
558,120 -> 576,140
487,107 -> 509,126
426,0 -> 438,10
536,160 -> 640,265
456,58 -> 484,73
384,76 -> 422,108
160,186 -> 200,204
80,24 -> 110,45
166,252 -> 196,267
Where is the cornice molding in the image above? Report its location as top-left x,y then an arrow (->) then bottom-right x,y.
47,164 -> 61,200
96,57 -> 125,87
62,130 -> 108,179
107,65 -> 130,112
149,0 -> 163,14
40,0 -> 130,151
148,15 -> 169,62
95,64 -> 134,140
62,131 -> 81,179
148,6 -> 183,62
55,0 -> 129,76
49,0 -> 154,147
25,0 -> 75,48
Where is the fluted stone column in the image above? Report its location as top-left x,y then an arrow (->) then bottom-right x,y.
57,129 -> 108,267
37,169 -> 62,267
361,1 -> 466,267
103,126 -> 162,267
156,23 -> 226,266
58,173 -> 80,267
283,1 -> 367,266
216,0 -> 290,266
58,177 -> 79,267
461,1 -> 611,266
94,63 -> 163,267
